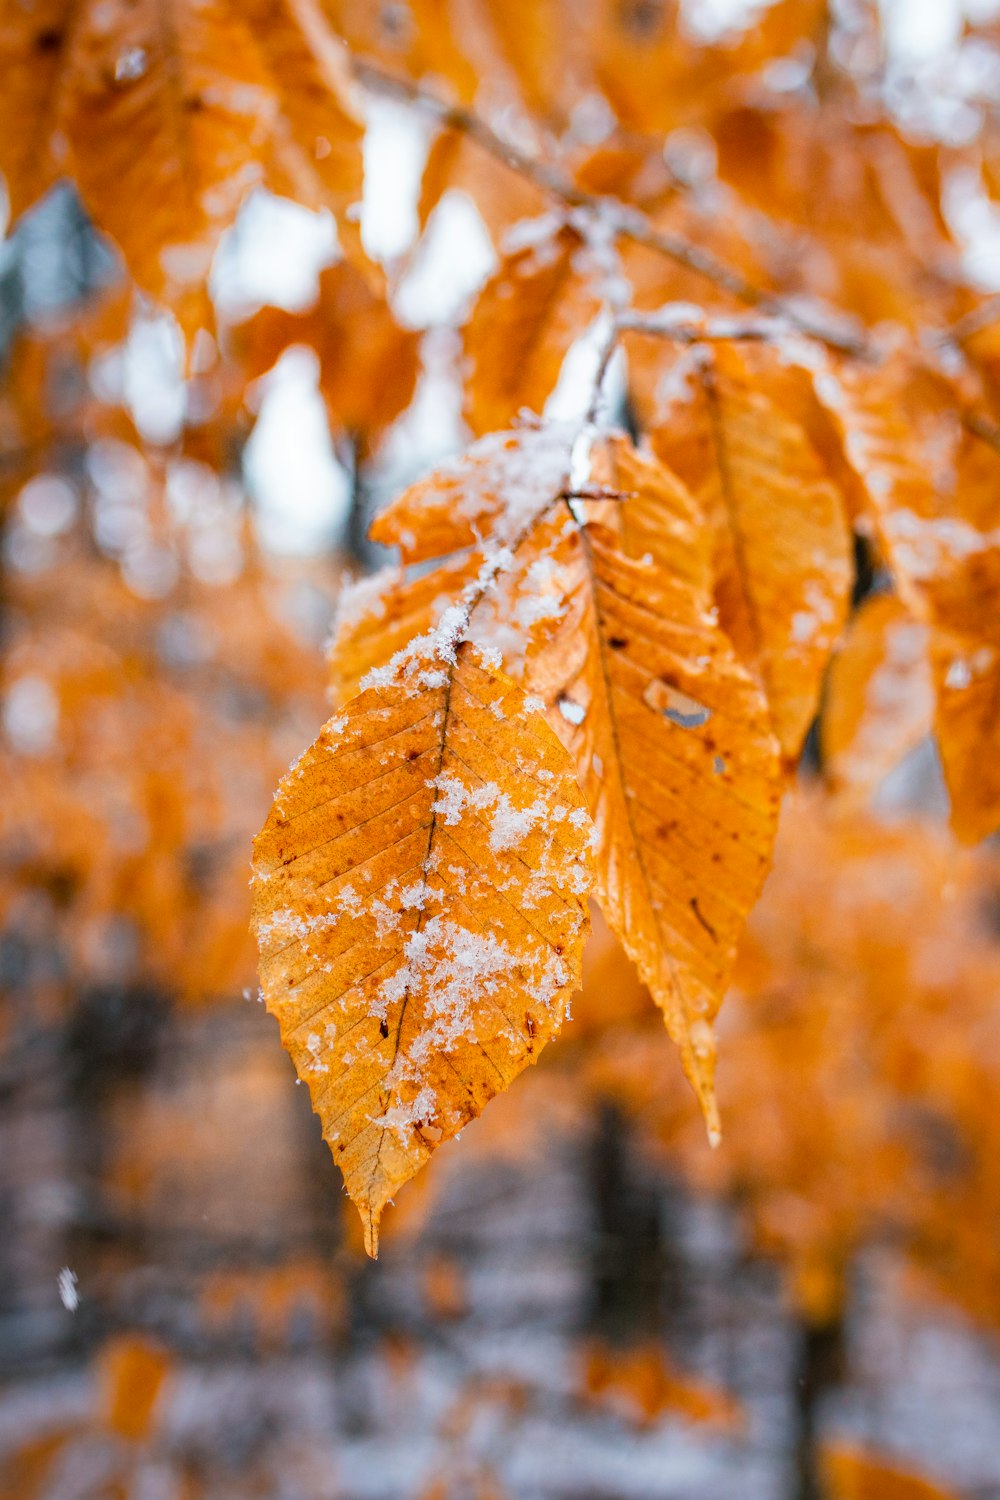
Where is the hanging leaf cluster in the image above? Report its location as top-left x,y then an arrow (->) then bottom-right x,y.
6,0 -> 1000,1252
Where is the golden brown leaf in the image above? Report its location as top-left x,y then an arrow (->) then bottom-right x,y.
524,437 -> 783,1132
252,633 -> 593,1255
417,126 -> 548,246
228,261 -> 420,455
324,0 -> 479,103
821,592 -> 934,799
0,0 -> 363,316
805,353 -> 1000,839
932,628 -> 1000,845
802,351 -> 952,607
650,343 -> 852,760
580,1339 -> 743,1431
712,107 -> 958,327
463,227 -> 600,436
98,1335 -> 171,1443
328,553 -> 481,706
368,419 -> 576,563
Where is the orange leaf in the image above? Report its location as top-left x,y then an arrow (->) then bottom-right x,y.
98,1334 -> 171,1443
229,261 -> 419,455
650,343 -> 852,760
369,419 -> 576,564
252,634 -> 594,1255
822,593 -> 934,799
580,1339 -> 742,1432
933,629 -> 1000,844
0,0 -> 363,316
524,437 -> 783,1132
463,227 -> 600,436
821,1442 -> 960,1500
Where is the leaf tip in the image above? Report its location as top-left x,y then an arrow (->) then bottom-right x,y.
362,1203 -> 381,1260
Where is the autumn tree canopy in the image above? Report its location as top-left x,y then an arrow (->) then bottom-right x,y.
4,0 -> 1000,1268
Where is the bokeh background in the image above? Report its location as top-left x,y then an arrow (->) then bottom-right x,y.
5,2 -> 1000,1497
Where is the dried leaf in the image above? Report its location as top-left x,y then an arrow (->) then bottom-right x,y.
525,437 -> 782,1132
580,1339 -> 743,1431
822,593 -> 934,799
252,633 -> 593,1254
650,343 -> 852,760
933,630 -> 1000,844
98,1335 -> 171,1443
369,420 -> 576,563
229,261 -> 420,455
0,0 -> 363,315
328,554 -> 481,706
417,126 -> 548,245
325,0 -> 479,102
463,227 -> 600,436
805,354 -> 1000,839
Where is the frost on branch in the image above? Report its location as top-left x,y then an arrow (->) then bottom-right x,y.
251,635 -> 594,1255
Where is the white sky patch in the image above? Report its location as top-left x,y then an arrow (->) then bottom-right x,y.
57,1267 -> 79,1312
361,99 -> 431,262
211,189 -> 338,318
244,347 -> 353,554
394,191 -> 497,328
120,313 -> 186,446
880,0 -> 962,64
943,167 -> 1000,290
3,675 -> 59,755
680,0 -> 777,42
544,318 -> 625,426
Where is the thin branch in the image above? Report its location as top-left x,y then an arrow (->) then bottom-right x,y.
615,311 -> 791,343
583,320 -> 621,427
353,61 -> 593,209
963,406 -> 1000,456
946,295 -> 1000,346
354,60 -> 866,357
356,57 -> 1000,446
558,486 -> 637,501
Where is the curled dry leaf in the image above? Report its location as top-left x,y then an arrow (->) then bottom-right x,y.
252,627 -> 594,1255
932,630 -> 1000,845
463,227 -> 601,436
649,343 -> 852,760
524,437 -> 782,1133
821,592 -> 934,799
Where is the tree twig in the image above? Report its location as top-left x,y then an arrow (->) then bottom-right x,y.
356,57 -> 1000,450
353,60 -> 866,356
